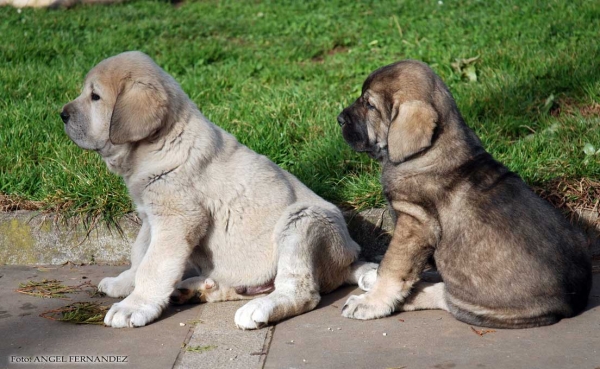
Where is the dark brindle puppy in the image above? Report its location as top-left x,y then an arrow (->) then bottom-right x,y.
337,60 -> 592,328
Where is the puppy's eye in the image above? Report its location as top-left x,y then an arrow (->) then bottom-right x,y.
366,101 -> 376,111
91,93 -> 100,101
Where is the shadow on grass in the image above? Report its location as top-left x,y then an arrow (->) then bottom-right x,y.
464,53 -> 600,138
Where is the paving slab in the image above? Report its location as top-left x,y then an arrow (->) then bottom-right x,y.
0,265 -> 200,369
265,274 -> 600,369
174,300 -> 271,369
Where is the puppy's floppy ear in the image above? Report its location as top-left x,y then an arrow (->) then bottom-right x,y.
387,100 -> 438,164
109,79 -> 168,145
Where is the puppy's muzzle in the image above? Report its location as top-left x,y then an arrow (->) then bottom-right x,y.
337,113 -> 346,127
60,108 -> 70,124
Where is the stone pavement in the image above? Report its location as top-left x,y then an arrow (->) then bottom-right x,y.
0,264 -> 599,369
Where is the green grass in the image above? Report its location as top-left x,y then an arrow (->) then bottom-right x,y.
1,0 -> 599,221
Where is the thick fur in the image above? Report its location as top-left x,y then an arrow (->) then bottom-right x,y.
337,60 -> 592,328
61,51 -> 376,329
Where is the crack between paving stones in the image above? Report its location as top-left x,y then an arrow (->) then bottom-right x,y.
259,326 -> 275,369
172,307 -> 203,369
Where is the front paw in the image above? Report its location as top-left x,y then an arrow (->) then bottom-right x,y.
342,292 -> 395,320
104,294 -> 164,328
234,298 -> 274,330
98,274 -> 134,298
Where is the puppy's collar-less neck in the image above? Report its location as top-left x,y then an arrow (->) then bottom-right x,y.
369,143 -> 388,161
100,143 -> 134,177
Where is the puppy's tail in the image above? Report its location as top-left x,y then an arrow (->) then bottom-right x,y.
345,261 -> 379,291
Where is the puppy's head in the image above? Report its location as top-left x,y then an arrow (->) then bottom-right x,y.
338,60 -> 454,164
61,51 -> 179,152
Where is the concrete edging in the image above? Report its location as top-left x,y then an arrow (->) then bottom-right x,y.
0,208 -> 598,265
0,211 -> 138,265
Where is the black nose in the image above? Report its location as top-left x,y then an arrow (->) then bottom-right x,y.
60,110 -> 70,124
337,114 -> 346,127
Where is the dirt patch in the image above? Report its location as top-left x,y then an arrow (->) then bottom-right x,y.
311,46 -> 349,63
533,177 -> 600,256
533,177 -> 600,227
579,103 -> 600,118
550,98 -> 600,118
0,194 -> 42,212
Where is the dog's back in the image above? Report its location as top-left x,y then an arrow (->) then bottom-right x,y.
436,152 -> 592,328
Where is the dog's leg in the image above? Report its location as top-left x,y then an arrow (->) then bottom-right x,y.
234,242 -> 320,329
98,218 -> 151,298
170,276 -> 210,304
342,211 -> 438,320
104,215 -> 202,328
398,282 -> 448,312
170,277 -> 270,304
234,208 -> 327,330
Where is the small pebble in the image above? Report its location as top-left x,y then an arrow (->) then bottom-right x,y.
337,328 -> 341,330
290,340 -> 294,343
179,323 -> 185,326
383,332 -> 387,336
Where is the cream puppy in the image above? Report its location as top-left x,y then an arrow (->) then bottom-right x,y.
61,51 -> 376,329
